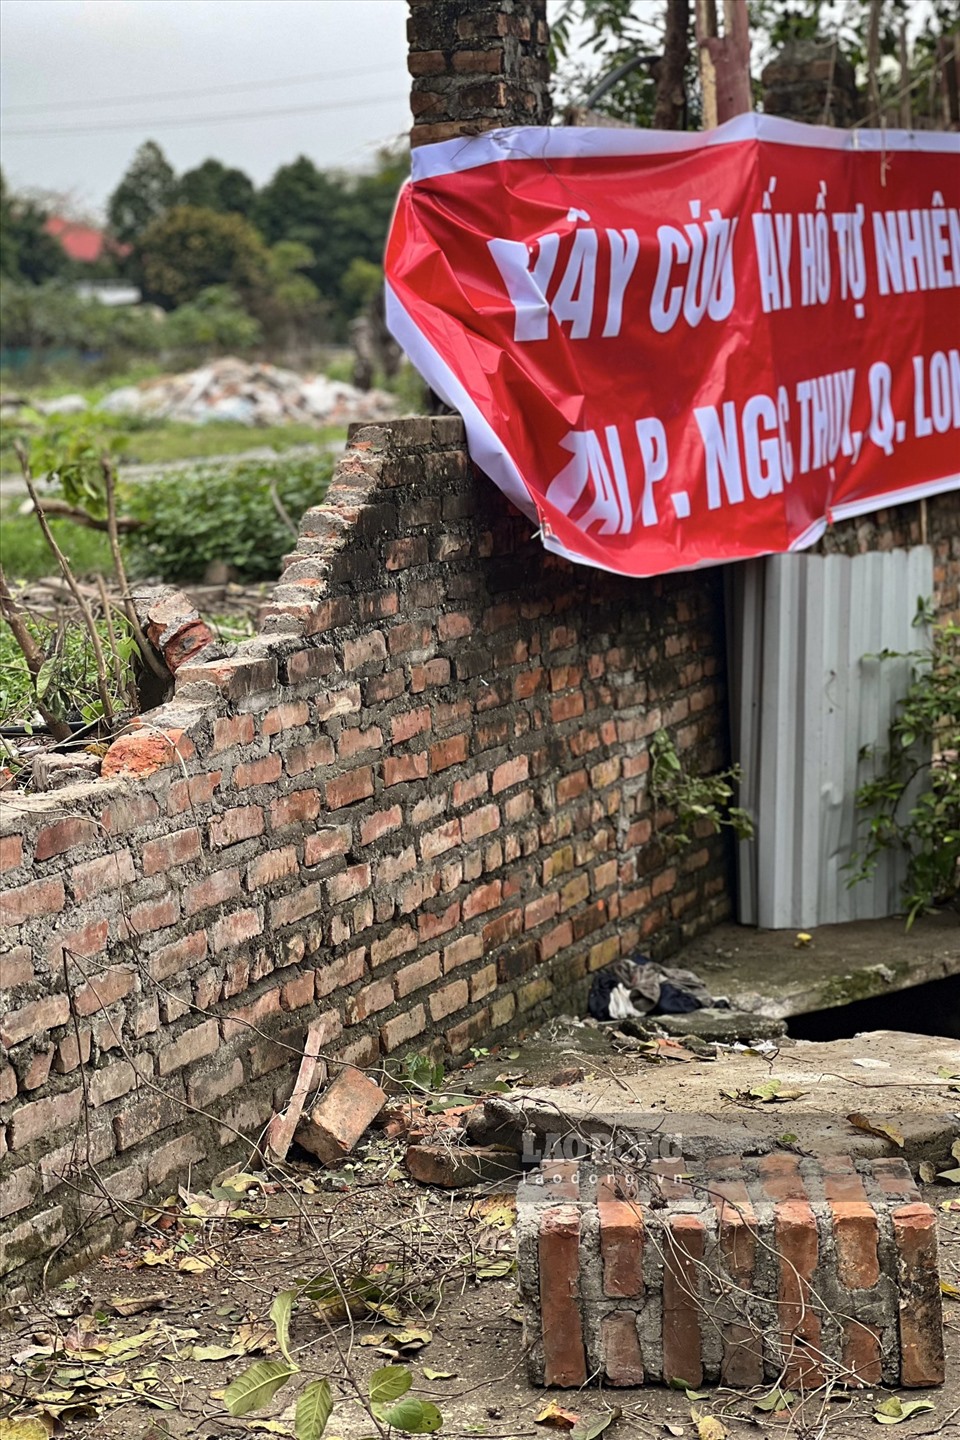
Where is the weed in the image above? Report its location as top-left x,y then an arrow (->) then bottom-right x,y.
0,612 -> 137,730
649,728 -> 753,848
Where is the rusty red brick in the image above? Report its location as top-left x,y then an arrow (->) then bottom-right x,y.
662,1214 -> 704,1388
893,1202 -> 945,1387
773,1199 -> 823,1389
539,1204 -> 586,1387
601,1312 -> 645,1386
294,1068 -> 387,1162
706,1168 -> 761,1385
598,1175 -> 644,1298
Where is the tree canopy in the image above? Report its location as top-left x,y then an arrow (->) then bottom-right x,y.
136,204 -> 271,311
107,140 -> 177,248
176,159 -> 257,218
0,168 -> 73,285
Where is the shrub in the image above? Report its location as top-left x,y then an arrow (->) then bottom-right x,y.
849,615 -> 960,927
162,285 -> 261,352
0,612 -> 137,730
124,453 -> 334,583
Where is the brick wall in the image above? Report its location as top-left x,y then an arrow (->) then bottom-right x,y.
0,416 -> 733,1296
407,0 -> 551,148
818,491 -> 960,627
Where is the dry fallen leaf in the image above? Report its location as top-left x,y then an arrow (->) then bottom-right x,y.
468,1193 -> 517,1228
692,1412 -> 727,1440
536,1401 -> 580,1429
108,1293 -> 168,1317
847,1113 -> 905,1147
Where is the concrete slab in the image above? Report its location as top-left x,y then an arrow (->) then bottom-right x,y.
678,912 -> 959,1019
512,1029 -> 960,1168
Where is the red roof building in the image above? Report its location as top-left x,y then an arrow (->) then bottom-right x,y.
44,216 -> 129,264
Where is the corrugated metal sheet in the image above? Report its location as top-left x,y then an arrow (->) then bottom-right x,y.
731,548 -> 934,929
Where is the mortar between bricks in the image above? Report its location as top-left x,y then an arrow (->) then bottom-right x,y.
517,1152 -> 945,1390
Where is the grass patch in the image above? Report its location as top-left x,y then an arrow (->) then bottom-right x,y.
0,412 -> 343,469
117,420 -> 341,466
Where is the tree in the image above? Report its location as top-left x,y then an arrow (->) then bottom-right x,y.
260,240 -> 328,351
255,148 -> 408,335
552,0 -> 959,127
176,159 -> 256,217
0,170 -> 71,284
135,204 -> 271,310
107,140 -> 177,247
0,169 -> 19,278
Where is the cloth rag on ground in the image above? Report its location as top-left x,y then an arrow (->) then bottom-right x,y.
587,956 -> 726,1021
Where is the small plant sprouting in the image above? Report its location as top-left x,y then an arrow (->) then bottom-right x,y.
649,728 -> 754,849
385,1052 -> 446,1097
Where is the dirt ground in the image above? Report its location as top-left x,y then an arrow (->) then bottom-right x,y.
3,1018 -> 960,1440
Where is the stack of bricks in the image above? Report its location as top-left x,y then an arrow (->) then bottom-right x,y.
518,1153 -> 945,1389
407,0 -> 551,149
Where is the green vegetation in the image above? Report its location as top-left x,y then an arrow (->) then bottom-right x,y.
551,0 -> 957,124
849,613 -> 960,927
1,447 -> 334,588
123,452 -> 333,583
1,136 -> 406,384
224,1281 -> 443,1439
0,612 -> 137,731
649,728 -> 754,847
0,505 -> 113,582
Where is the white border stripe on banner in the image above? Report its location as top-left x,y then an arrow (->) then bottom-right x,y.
411,113 -> 960,182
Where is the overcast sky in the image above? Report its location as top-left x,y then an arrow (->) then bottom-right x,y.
1,0 -> 412,217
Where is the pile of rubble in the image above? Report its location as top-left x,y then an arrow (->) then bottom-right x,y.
97,357 -> 397,426
265,1019 -> 528,1188
9,357 -> 398,428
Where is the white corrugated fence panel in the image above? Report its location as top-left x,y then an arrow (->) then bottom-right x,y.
733,547 -> 933,929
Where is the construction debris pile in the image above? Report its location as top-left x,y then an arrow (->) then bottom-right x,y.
1,358 -> 398,428
97,357 -> 398,427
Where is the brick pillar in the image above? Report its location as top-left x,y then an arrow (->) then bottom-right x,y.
761,38 -> 862,127
407,0 -> 552,149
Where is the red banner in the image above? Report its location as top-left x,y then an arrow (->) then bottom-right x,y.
385,115 -> 960,577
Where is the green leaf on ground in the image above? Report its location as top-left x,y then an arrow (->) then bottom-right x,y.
270,1289 -> 297,1365
368,1366 -> 412,1406
754,1388 -> 797,1411
224,1361 -> 297,1417
874,1396 -> 935,1424
295,1379 -> 333,1440
383,1398 -> 443,1434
